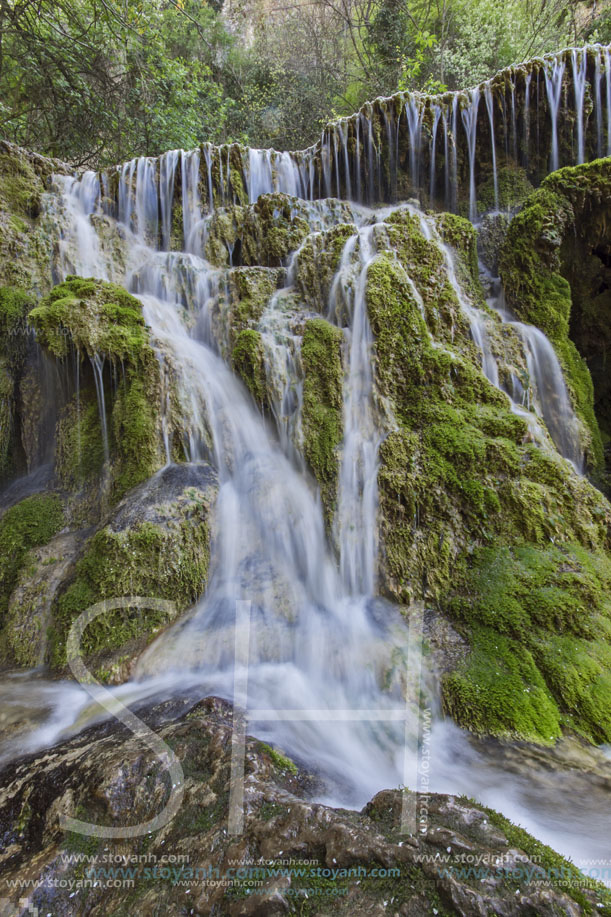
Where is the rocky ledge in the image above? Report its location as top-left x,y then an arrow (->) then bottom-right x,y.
0,696 -> 608,916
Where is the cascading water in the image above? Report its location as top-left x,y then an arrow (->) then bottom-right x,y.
2,46 -> 610,874
329,226 -> 386,597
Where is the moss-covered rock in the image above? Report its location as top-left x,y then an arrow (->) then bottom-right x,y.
295,222 -> 356,311
231,329 -> 266,405
477,165 -> 534,214
0,141 -> 69,295
499,158 -> 611,476
362,208 -> 611,744
0,286 -> 37,481
301,317 -> 343,523
29,276 -> 149,361
49,463 -> 217,676
443,543 -> 611,743
30,276 -> 166,508
0,494 -> 65,641
205,194 -> 310,268
3,530 -> 82,669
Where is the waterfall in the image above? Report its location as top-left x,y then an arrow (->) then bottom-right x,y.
181,149 -> 202,254
595,47 -> 604,157
524,71 -> 532,169
46,167 -> 419,805
330,228 -> 385,597
462,88 -> 480,221
544,56 -> 566,171
4,134 -> 603,870
572,48 -> 588,164
82,44 -> 611,234
90,352 -> 110,467
159,150 -> 179,251
429,105 -> 442,202
484,83 -> 499,210
517,324 -> 584,471
406,97 -> 423,195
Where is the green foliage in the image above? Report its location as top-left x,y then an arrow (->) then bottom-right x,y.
0,0 -> 599,160
0,494 -> 64,621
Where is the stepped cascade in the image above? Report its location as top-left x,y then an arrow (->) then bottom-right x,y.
92,44 -> 611,222
1,43 -> 611,902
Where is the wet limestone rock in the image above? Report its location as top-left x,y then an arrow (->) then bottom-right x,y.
0,696 -> 607,917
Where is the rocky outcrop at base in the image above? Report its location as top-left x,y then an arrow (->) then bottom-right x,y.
0,697 -> 608,916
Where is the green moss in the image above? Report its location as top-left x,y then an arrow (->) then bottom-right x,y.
50,508 -> 211,666
434,212 -> 479,284
476,165 -> 534,214
29,276 -> 149,361
56,392 -> 105,490
0,494 -> 64,622
111,374 -> 160,497
30,277 -> 164,505
443,543 -> 611,743
0,151 -> 41,218
301,318 -> 343,521
205,195 -> 310,269
228,267 -> 280,339
258,742 -> 298,775
499,160 -> 611,470
296,222 -> 356,310
0,286 -> 32,361
365,252 -> 430,409
0,286 -> 36,479
232,329 -> 266,404
443,626 -> 562,743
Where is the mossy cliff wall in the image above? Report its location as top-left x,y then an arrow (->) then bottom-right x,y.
500,157 -> 611,486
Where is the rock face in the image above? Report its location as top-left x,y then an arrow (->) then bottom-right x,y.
500,158 -> 611,491
0,697 -> 608,917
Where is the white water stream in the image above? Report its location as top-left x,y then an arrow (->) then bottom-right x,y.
0,159 -> 607,877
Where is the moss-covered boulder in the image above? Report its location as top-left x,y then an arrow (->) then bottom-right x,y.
48,462 -> 217,680
29,276 -> 168,510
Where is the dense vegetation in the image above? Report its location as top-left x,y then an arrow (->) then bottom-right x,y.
0,0 -> 609,164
